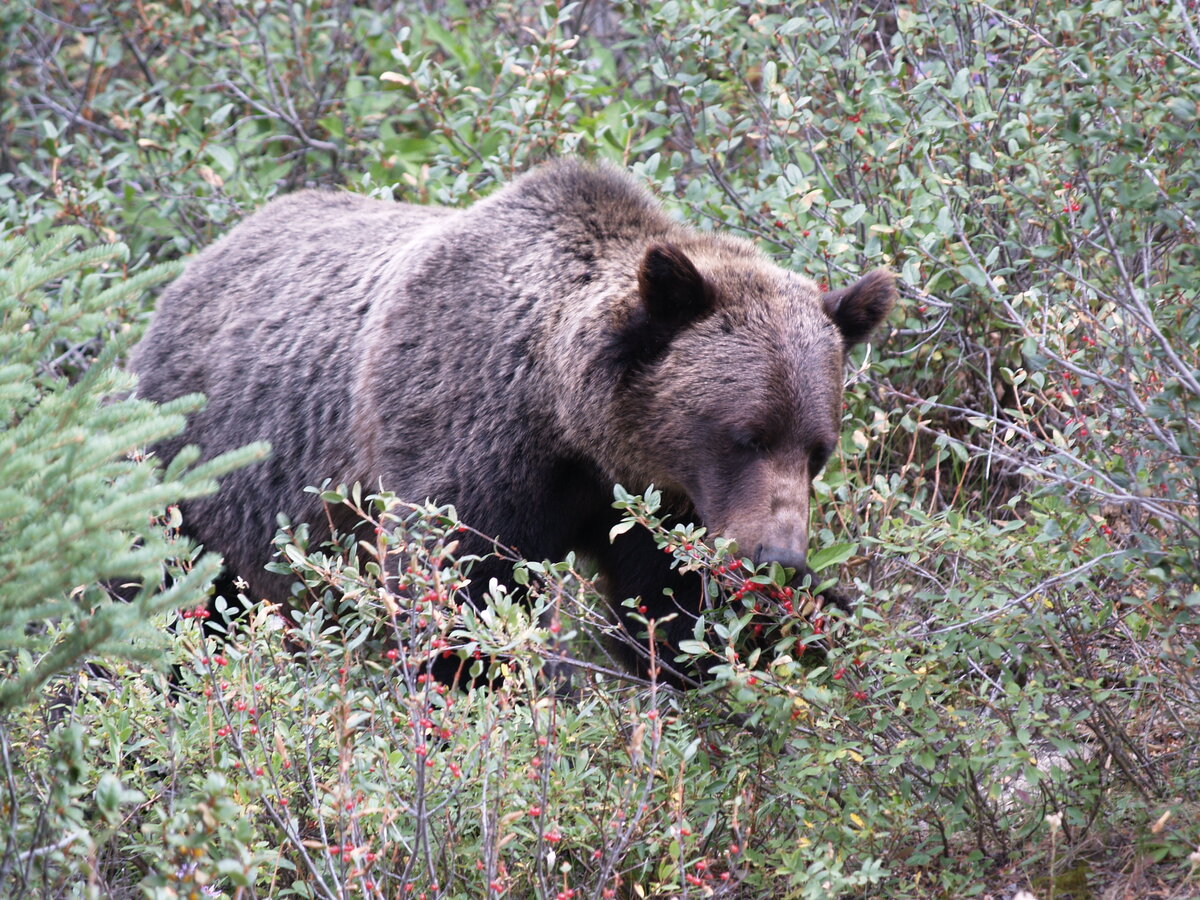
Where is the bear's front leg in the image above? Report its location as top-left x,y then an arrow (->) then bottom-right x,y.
589,523 -> 711,686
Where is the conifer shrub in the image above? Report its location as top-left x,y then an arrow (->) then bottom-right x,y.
0,229 -> 266,710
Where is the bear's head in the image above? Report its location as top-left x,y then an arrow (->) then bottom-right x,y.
603,240 -> 895,575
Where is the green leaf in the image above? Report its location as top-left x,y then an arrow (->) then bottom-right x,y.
806,543 -> 855,572
608,519 -> 637,542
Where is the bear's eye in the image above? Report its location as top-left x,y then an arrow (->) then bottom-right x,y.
809,443 -> 833,474
732,430 -> 770,455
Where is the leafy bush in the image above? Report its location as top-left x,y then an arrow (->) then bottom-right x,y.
0,494 -> 885,900
2,0 -> 1199,897
5,486 -> 1194,898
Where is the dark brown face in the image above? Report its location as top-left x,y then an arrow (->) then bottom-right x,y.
688,330 -> 843,573
611,243 -> 895,574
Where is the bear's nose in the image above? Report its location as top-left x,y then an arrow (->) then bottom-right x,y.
755,544 -> 807,574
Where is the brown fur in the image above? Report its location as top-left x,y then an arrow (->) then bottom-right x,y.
131,159 -> 895,675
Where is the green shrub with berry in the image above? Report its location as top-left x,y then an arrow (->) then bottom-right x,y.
0,494 -> 885,899
2,0 -> 1200,897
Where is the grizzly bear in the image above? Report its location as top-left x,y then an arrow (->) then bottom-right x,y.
131,159 -> 894,680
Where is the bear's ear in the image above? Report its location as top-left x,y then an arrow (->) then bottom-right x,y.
637,243 -> 712,324
604,243 -> 714,370
822,268 -> 896,347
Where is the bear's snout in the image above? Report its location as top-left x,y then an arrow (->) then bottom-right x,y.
717,459 -> 812,581
754,543 -> 808,574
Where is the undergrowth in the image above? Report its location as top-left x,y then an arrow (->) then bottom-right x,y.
2,1 -> 1199,897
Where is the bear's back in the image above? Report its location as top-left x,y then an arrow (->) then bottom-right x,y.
132,190 -> 453,405
128,190 -> 460,595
